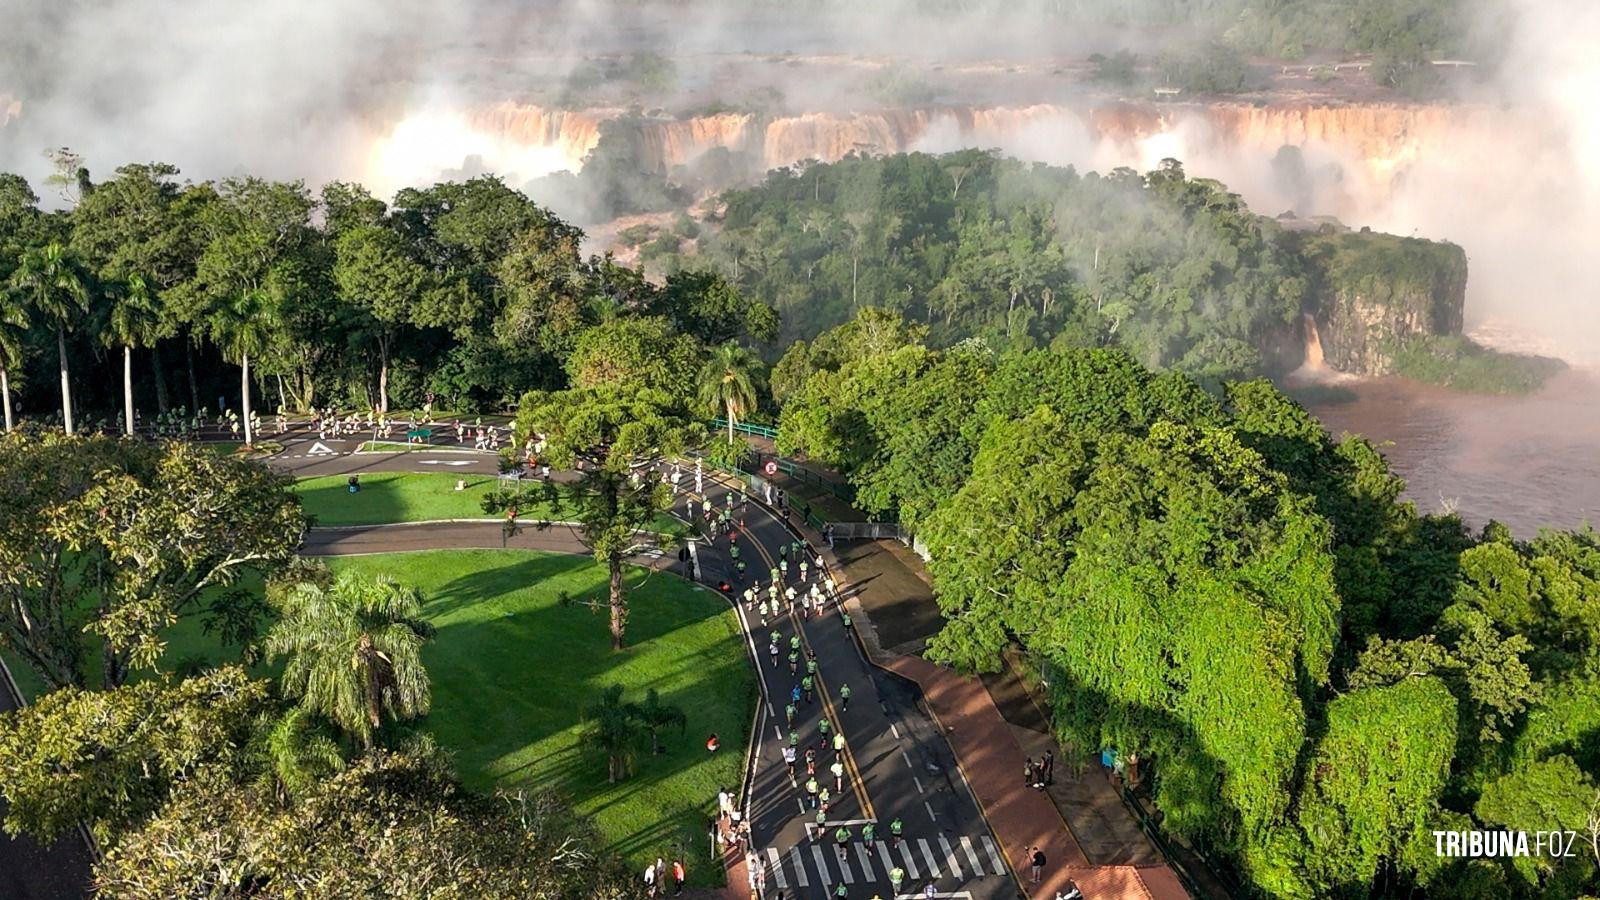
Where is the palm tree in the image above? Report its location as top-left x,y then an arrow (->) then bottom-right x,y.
250,706 -> 346,802
102,275 -> 162,436
0,291 -> 27,433
9,243 -> 89,433
636,687 -> 687,755
580,684 -> 642,782
208,288 -> 278,447
264,570 -> 434,749
697,341 -> 760,443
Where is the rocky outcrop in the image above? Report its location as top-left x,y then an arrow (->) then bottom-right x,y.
1298,231 -> 1468,375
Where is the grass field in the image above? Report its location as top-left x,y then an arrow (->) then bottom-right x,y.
292,472 -> 516,525
325,550 -> 752,885
355,440 -> 481,453
4,549 -> 754,886
293,472 -> 683,534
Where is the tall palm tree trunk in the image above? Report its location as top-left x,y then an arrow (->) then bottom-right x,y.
726,397 -> 736,442
241,352 -> 254,446
57,327 -> 74,434
609,556 -> 627,650
151,342 -> 170,413
123,344 -> 136,436
1,366 -> 12,433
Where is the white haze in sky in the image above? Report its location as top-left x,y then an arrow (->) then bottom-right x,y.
1,0 -> 1598,361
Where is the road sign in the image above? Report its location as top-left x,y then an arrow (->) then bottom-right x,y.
307,441 -> 336,456
763,460 -> 779,476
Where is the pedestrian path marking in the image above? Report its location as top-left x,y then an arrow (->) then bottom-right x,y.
980,836 -> 1007,875
854,843 -> 877,880
307,441 -> 336,456
894,894 -> 973,899
960,836 -> 984,874
810,846 -> 832,886
900,840 -> 921,879
766,848 -> 788,890
876,841 -> 897,878
918,839 -> 941,876
789,847 -> 810,888
939,834 -> 964,878
838,846 -> 855,883
418,459 -> 472,466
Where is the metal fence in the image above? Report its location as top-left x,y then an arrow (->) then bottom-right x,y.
709,418 -> 779,440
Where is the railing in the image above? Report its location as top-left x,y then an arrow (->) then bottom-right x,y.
747,451 -> 857,504
1119,787 -> 1239,899
709,418 -> 779,440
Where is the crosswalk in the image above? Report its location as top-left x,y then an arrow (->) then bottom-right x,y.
760,836 -> 1008,890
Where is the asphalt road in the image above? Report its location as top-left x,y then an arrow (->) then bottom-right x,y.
675,469 -> 1014,900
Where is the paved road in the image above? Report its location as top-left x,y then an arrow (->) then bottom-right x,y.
675,470 -> 1015,900
279,444 -> 1017,900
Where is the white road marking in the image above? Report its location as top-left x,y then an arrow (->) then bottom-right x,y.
766,848 -> 788,889
789,847 -> 810,888
913,775 -> 925,794
810,846 -> 832,886
774,726 -> 783,742
855,843 -> 877,880
939,834 -> 964,879
925,800 -> 938,821
981,836 -> 1007,876
917,838 -> 941,876
838,846 -> 855,884
417,459 -> 471,466
902,751 -> 913,768
899,841 -> 921,879
877,841 -> 897,879
960,836 -> 984,874
893,893 -> 973,899
890,722 -> 901,739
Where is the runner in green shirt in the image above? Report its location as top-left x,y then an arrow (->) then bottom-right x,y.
805,776 -> 819,807
802,676 -> 815,702
785,703 -> 797,725
839,682 -> 852,712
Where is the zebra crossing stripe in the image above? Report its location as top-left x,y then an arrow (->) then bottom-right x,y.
789,847 -> 810,888
838,845 -> 855,884
811,846 -> 833,886
766,848 -> 788,890
917,838 -> 941,876
876,841 -> 897,879
981,836 -> 1007,876
899,840 -> 921,879
939,835 -> 964,878
854,843 -> 877,880
960,836 -> 985,875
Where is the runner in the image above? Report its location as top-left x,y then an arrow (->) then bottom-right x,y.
785,702 -> 797,726
805,776 -> 820,808
789,649 -> 800,673
890,867 -> 905,894
833,732 -> 845,757
830,760 -> 845,792
802,675 -> 815,703
890,817 -> 903,847
770,642 -> 780,668
862,822 -> 875,848
783,745 -> 797,780
839,683 -> 852,712
833,825 -> 851,863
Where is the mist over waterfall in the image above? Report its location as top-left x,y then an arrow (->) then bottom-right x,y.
1,0 -> 1597,362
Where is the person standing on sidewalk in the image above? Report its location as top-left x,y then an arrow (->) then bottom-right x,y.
1043,748 -> 1055,785
1030,846 -> 1047,884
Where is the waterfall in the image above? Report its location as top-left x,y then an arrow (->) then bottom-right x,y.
1303,313 -> 1326,370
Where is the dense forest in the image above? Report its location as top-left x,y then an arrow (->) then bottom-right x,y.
650,151 -> 1552,390
0,164 -> 775,429
775,308 -> 1600,898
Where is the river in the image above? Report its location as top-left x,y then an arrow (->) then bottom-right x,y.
1296,369 -> 1600,537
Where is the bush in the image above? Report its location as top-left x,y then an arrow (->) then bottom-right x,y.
1388,336 -> 1566,394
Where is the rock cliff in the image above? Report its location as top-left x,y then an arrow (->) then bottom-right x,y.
1296,231 -> 1468,375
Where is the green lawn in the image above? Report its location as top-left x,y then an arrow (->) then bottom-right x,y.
293,473 -> 513,525
355,440 -> 478,453
293,472 -> 683,534
325,551 -> 753,885
4,549 -> 755,886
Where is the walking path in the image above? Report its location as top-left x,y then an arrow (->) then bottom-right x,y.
0,659 -> 95,899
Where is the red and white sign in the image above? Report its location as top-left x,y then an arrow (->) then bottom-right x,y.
763,460 -> 778,476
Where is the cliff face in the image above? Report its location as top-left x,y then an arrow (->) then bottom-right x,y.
1298,232 -> 1468,375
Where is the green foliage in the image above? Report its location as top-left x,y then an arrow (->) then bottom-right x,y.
1156,41 -> 1256,94
565,316 -> 699,396
95,741 -> 632,899
1475,756 -> 1597,889
0,666 -> 268,843
265,567 -> 435,748
1295,678 -> 1458,894
1388,335 -> 1566,394
0,434 -> 302,690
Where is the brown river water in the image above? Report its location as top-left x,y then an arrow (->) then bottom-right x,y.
1298,369 -> 1600,536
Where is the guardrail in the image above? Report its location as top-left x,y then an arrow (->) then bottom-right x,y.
709,418 -> 779,440
1119,786 -> 1238,899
